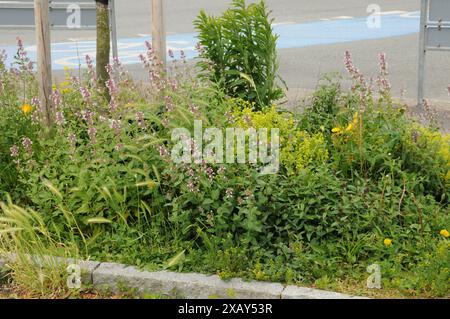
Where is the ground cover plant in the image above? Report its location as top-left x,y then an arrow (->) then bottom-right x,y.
0,1 -> 448,299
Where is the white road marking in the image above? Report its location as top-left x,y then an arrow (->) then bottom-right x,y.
373,10 -> 407,16
68,37 -> 96,42
272,21 -> 296,26
400,11 -> 420,19
332,16 -> 354,20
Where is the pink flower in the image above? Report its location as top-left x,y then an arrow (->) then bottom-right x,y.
161,117 -> 169,128
88,126 -> 97,144
135,111 -> 147,129
115,143 -> 124,151
378,52 -> 388,76
85,55 -> 95,75
194,42 -> 205,54
67,133 -> 77,149
106,78 -> 118,96
109,119 -> 122,134
0,49 -> 7,63
10,145 -> 19,158
159,145 -> 169,157
376,52 -> 391,95
109,99 -> 118,113
187,179 -> 197,193
80,86 -> 91,102
225,111 -> 235,123
189,104 -> 199,114
15,37 -> 33,72
82,110 -> 94,126
164,95 -> 175,112
51,89 -> 62,109
55,111 -> 66,127
106,64 -> 114,77
205,166 -> 215,181
70,76 -> 80,87
187,168 -> 195,177
344,51 -> 363,83
21,137 -> 33,156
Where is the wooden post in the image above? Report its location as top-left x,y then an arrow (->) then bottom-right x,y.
96,0 -> 111,95
418,0 -> 428,108
109,0 -> 118,61
34,0 -> 52,127
152,0 -> 166,67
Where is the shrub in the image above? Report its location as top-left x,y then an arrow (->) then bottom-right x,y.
195,0 -> 284,109
0,44 -> 39,201
231,100 -> 328,174
402,124 -> 450,199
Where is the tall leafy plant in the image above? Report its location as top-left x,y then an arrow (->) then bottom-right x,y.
195,0 -> 285,109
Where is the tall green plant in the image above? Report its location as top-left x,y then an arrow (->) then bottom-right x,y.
195,0 -> 285,109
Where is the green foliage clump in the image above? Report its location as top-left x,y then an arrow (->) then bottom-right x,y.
195,0 -> 284,109
0,47 -> 39,201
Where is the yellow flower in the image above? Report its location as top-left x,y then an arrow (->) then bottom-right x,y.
60,81 -> 70,88
440,229 -> 449,238
353,112 -> 359,124
383,238 -> 393,247
21,104 -> 32,114
64,66 -> 73,80
332,127 -> 342,134
343,112 -> 359,132
345,122 -> 355,132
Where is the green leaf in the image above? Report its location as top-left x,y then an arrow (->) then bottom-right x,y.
165,250 -> 186,269
42,179 -> 63,201
86,217 -> 112,224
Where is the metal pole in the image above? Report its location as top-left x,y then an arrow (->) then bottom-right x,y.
418,0 -> 429,108
34,0 -> 53,128
152,0 -> 166,67
109,0 -> 118,61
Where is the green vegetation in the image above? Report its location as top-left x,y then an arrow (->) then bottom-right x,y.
195,0 -> 285,109
0,1 -> 448,299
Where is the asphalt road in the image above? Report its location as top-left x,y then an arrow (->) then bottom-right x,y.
1,0 -> 450,108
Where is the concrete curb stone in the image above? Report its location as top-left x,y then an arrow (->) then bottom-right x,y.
92,262 -> 285,299
281,285 -> 367,299
0,256 -> 368,299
